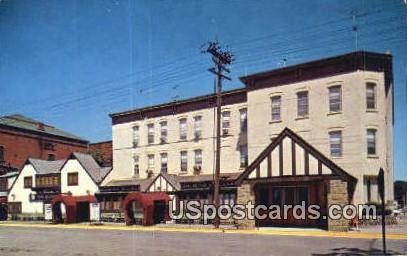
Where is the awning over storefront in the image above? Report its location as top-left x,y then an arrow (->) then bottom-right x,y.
123,192 -> 170,226
51,194 -> 97,224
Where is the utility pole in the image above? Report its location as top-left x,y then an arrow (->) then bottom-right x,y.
349,10 -> 367,51
202,41 -> 233,228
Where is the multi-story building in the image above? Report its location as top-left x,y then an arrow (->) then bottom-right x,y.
107,88 -> 247,180
241,51 -> 393,205
0,114 -> 89,170
99,51 -> 393,230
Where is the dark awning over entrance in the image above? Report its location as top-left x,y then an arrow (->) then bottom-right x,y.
123,192 -> 170,226
51,194 -> 97,224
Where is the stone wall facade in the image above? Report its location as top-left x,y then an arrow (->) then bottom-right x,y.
236,182 -> 255,229
326,179 -> 350,231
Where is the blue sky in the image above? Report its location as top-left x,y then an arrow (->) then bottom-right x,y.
0,0 -> 405,180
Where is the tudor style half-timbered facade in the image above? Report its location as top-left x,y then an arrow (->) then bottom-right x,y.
236,128 -> 357,230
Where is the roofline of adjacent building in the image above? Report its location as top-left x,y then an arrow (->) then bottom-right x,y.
89,140 -> 112,145
239,50 -> 393,91
0,123 -> 89,145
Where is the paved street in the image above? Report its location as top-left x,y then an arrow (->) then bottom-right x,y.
0,226 -> 406,256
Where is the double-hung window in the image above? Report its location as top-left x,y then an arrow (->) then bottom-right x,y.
133,155 -> 139,177
133,126 -> 139,146
179,118 -> 187,140
222,111 -> 230,135
160,121 -> 168,143
180,151 -> 188,172
366,83 -> 376,110
147,154 -> 155,170
271,96 -> 281,121
329,131 -> 342,157
329,85 -> 342,112
367,129 -> 377,155
147,124 -> 154,144
160,153 -> 168,173
239,108 -> 247,132
194,116 -> 202,139
194,149 -> 202,167
239,145 -> 248,168
297,91 -> 309,117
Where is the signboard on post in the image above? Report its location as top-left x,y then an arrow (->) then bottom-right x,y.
90,203 -> 100,222
44,204 -> 53,221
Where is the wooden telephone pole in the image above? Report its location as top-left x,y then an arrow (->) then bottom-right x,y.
202,41 -> 233,228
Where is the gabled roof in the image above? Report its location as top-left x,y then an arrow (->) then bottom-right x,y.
236,128 -> 357,184
27,158 -> 65,175
69,152 -> 112,184
0,114 -> 88,143
0,171 -> 19,179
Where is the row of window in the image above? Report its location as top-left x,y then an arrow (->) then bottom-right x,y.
132,108 -> 247,146
133,145 -> 248,176
329,129 -> 377,157
270,83 -> 377,121
23,173 -> 78,188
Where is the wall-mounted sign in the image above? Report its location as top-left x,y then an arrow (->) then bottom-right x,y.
90,203 -> 100,222
44,204 -> 53,221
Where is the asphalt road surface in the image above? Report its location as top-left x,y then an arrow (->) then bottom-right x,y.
0,226 -> 405,256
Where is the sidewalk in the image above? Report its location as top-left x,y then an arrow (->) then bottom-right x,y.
1,221 -> 406,240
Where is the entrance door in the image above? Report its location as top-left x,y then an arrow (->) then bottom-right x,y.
0,204 -> 7,221
153,200 -> 166,224
76,202 -> 90,222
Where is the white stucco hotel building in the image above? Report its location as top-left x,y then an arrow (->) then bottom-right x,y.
100,51 -> 393,230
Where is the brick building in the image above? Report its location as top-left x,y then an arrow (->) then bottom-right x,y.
88,141 -> 112,167
0,114 -> 89,170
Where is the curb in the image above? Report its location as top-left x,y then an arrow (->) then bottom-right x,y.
0,222 -> 406,240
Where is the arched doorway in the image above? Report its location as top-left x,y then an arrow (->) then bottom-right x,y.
123,192 -> 170,226
51,194 -> 97,224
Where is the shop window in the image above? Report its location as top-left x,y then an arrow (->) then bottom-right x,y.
272,186 -> 309,206
8,202 -> 22,214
